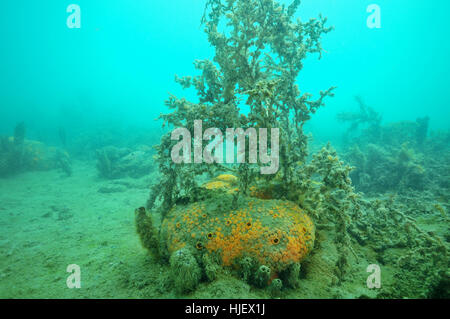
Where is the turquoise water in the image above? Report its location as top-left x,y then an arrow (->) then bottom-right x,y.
0,0 -> 449,299
1,1 -> 449,140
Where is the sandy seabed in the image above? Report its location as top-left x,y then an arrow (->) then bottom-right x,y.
0,161 -> 158,298
0,160 -> 444,299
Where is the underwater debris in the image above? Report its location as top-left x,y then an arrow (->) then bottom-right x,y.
58,126 -> 67,147
415,116 -> 430,147
337,96 -> 382,134
345,139 -> 429,194
348,196 -> 449,298
13,122 -> 26,146
96,146 -> 154,179
55,149 -> 72,176
338,102 -> 443,195
0,124 -> 70,178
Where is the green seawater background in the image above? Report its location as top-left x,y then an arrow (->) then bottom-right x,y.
0,0 -> 449,141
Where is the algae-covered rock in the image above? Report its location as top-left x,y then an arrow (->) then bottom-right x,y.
0,135 -> 72,177
136,190 -> 315,290
96,145 -> 154,179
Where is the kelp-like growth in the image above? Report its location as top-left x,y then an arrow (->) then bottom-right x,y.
147,0 -> 336,214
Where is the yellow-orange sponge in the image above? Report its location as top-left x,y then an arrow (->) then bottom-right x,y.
160,195 -> 315,275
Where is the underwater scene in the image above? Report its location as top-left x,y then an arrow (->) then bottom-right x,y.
0,0 -> 449,300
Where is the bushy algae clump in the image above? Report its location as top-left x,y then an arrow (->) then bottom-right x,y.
0,122 -> 72,177
338,99 -> 445,195
336,98 -> 449,297
135,0 -> 361,294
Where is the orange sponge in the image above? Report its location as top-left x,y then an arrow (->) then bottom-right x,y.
161,195 -> 315,275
